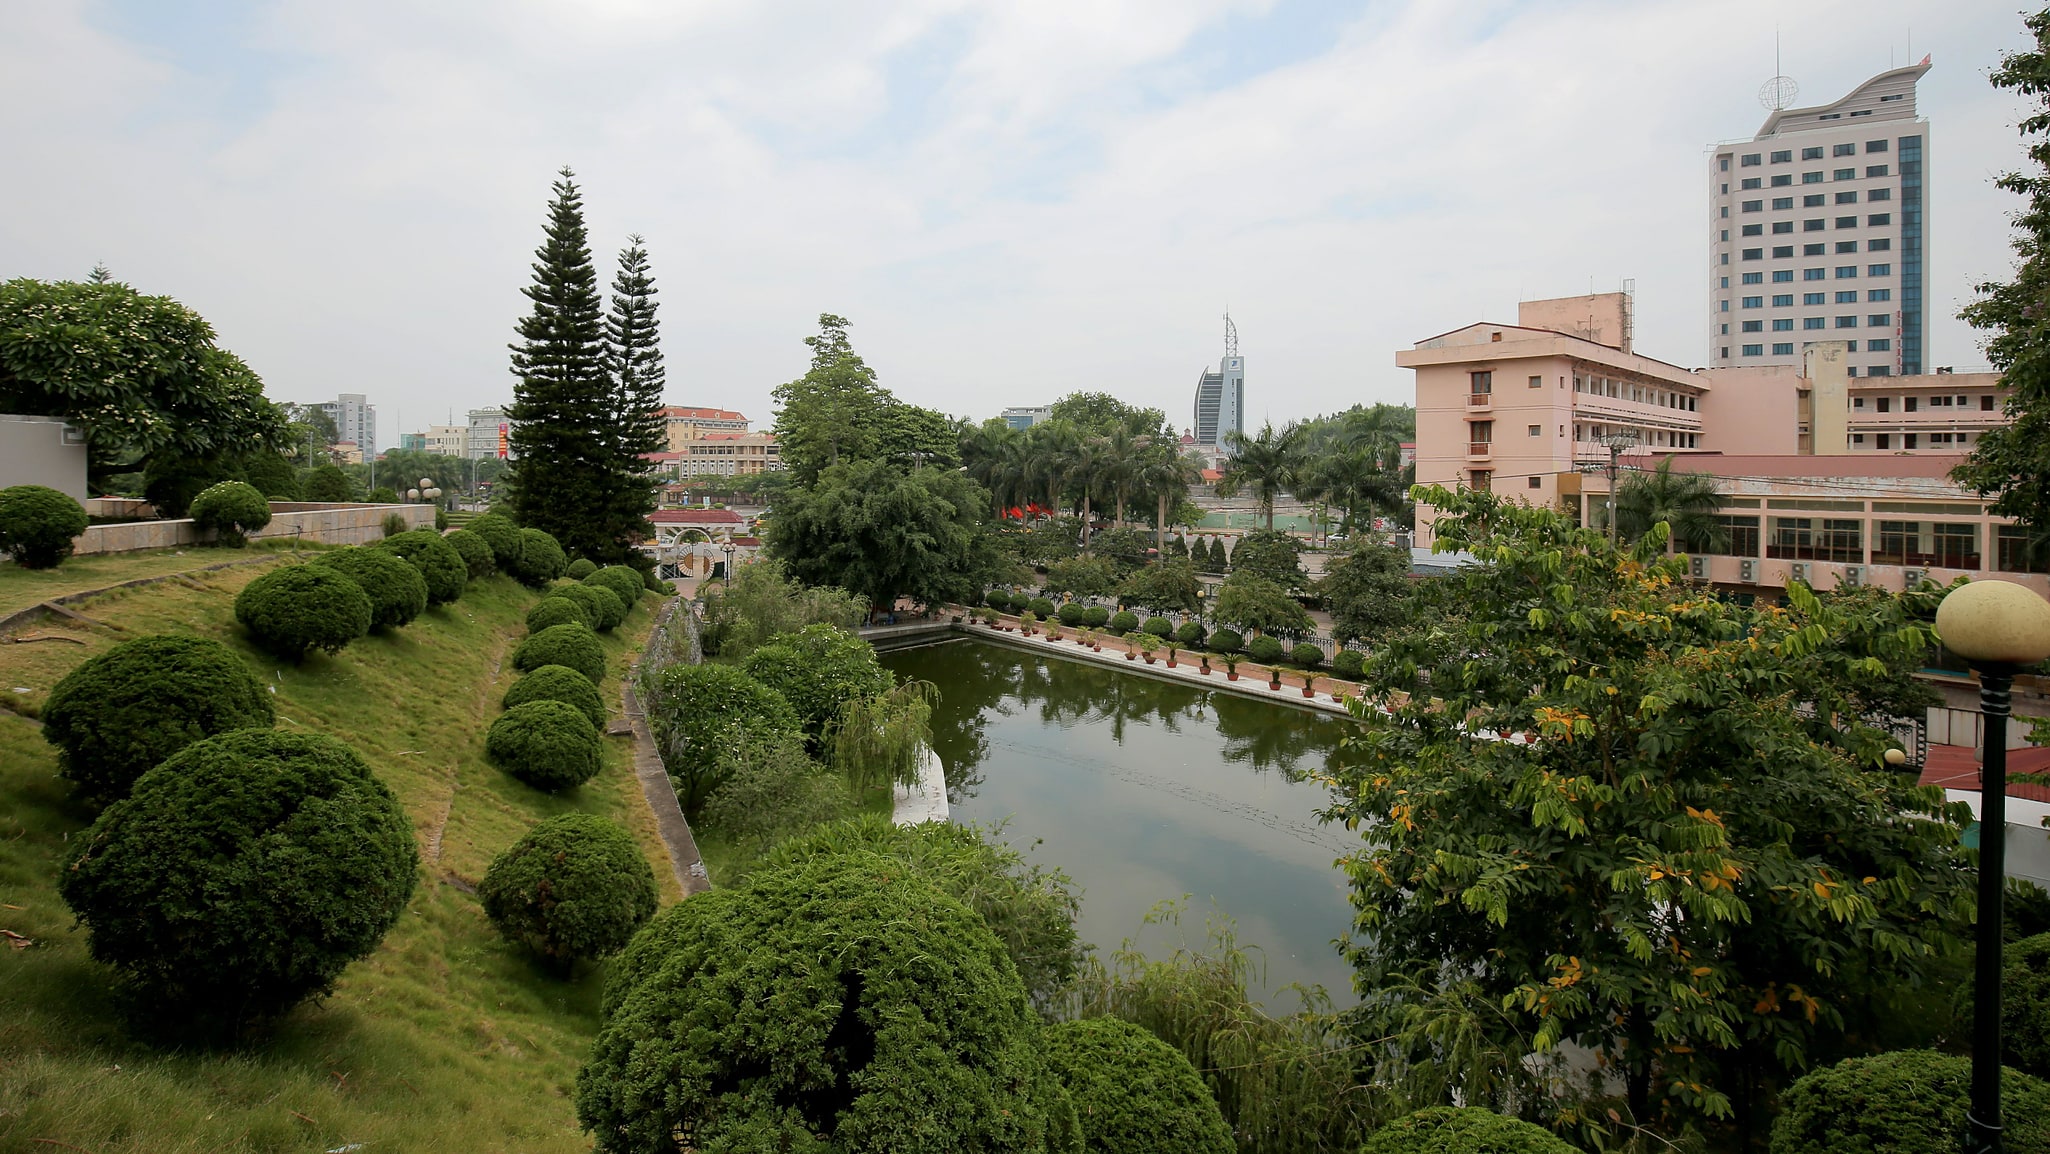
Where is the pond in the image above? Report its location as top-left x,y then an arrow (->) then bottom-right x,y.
878,636 -> 1364,1006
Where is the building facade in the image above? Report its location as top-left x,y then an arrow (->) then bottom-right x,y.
318,393 -> 377,460
1709,61 -> 1931,377
1191,354 -> 1245,451
658,406 -> 750,452
465,408 -> 509,460
645,432 -> 782,478
1001,406 -> 1052,430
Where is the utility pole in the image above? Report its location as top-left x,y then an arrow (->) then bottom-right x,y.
1580,430 -> 1639,548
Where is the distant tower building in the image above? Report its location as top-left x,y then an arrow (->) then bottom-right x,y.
318,393 -> 377,459
1000,405 -> 1052,430
1709,59 -> 1930,378
1192,314 -> 1245,452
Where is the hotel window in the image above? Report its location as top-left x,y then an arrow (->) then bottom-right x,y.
1528,375 -> 1542,388
1803,193 -> 1825,206
1742,153 -> 1762,166
1720,300 -> 1730,311
1868,238 -> 1891,251
1772,319 -> 1793,331
1772,196 -> 1794,210
1804,317 -> 1826,330
1868,187 -> 1892,201
1836,290 -> 1858,303
1904,396 -> 1917,412
1742,177 -> 1762,190
1720,277 -> 1730,288
1527,425 -> 1542,437
1802,146 -> 1824,160
1875,522 -> 1979,569
1803,219 -> 1825,232
1835,217 -> 1858,230
1742,199 -> 1762,212
1804,268 -> 1826,281
1836,191 -> 1859,205
1836,316 -> 1858,328
1836,266 -> 1858,278
1742,272 -> 1763,284
1834,241 -> 1857,254
1742,320 -> 1763,332
1773,343 -> 1794,355
1703,515 -> 1761,558
1834,143 -> 1856,157
1468,470 -> 1491,492
1772,294 -> 1793,306
1834,167 -> 1856,180
1771,175 -> 1792,187
1769,517 -> 1862,564
1742,344 -> 1763,356
1743,248 -> 1762,260
1867,139 -> 1888,152
1804,243 -> 1826,255
1721,206 -> 1730,218
1846,341 -> 1860,352
1719,155 -> 1731,171
1804,292 -> 1825,305
1773,245 -> 1793,258
1868,213 -> 1891,226
1771,150 -> 1792,163
1876,397 -> 1890,412
1869,314 -> 1892,327
1869,264 -> 1891,277
1803,171 -> 1824,184
1743,224 -> 1764,236
1742,296 -> 1762,308
1984,395 -> 1998,411
1998,525 -> 2050,574
1867,366 -> 1892,377
1772,269 -> 1794,282
1469,371 -> 1492,395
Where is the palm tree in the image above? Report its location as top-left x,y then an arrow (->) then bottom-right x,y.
1216,421 -> 1303,531
1614,458 -> 1729,553
1058,433 -> 1102,547
1139,450 -> 1203,556
1094,424 -> 1154,528
1024,422 -> 1077,519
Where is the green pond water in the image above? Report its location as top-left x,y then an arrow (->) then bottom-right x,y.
878,636 -> 1364,1006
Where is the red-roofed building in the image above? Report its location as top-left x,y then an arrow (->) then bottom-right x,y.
657,406 -> 750,450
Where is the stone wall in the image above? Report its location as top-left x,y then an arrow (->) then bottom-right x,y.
69,502 -> 434,556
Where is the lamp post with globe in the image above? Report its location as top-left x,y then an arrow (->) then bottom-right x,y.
1933,580 -> 2050,1154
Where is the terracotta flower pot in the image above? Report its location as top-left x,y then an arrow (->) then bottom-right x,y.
1144,655 -> 1156,664
1125,651 -> 1137,661
1269,679 -> 1282,691
1166,657 -> 1177,668
1302,686 -> 1316,698
1199,661 -> 1211,676
1226,671 -> 1239,681
1092,644 -> 1101,652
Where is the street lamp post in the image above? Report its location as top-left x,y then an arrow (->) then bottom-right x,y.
721,542 -> 735,582
1594,430 -> 1638,549
1934,580 -> 2050,1154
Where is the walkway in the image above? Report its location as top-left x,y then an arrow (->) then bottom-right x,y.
620,678 -> 712,895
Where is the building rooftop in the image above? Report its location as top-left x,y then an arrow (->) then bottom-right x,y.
657,406 -> 749,421
651,509 -> 745,525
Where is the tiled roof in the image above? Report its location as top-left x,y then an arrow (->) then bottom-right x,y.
1920,743 -> 2050,803
651,509 -> 744,524
657,406 -> 749,421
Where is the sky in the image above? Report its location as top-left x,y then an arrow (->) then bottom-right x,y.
1,1 -> 2036,452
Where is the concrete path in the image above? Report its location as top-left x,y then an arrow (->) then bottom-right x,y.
963,620 -> 1362,716
620,680 -> 712,894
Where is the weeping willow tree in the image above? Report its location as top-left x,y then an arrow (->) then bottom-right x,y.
829,679 -> 938,793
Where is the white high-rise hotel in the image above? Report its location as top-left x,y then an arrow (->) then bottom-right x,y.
1709,60 -> 1930,378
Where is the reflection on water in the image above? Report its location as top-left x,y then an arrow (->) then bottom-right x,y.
880,637 -> 1364,1005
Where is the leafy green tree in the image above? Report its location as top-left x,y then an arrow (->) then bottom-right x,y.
1089,525 -> 1155,571
487,699 -> 603,792
1042,556 -> 1120,602
597,235 -> 667,559
302,463 -> 355,502
576,852 -> 1076,1152
1139,447 -> 1203,556
0,278 -> 291,491
1216,421 -> 1304,530
1228,528 -> 1303,589
504,664 -> 606,728
506,168 -> 614,561
699,558 -> 865,659
700,735 -> 852,861
771,313 -> 889,484
188,480 -> 272,546
1210,573 -> 1314,641
309,546 -> 428,631
1328,485 -> 1974,1138
765,459 -> 1000,612
1319,539 -> 1412,645
1614,457 -> 1728,551
234,563 -> 373,660
1115,560 -> 1200,615
828,679 -> 937,793
740,622 -> 893,742
1955,9 -> 2050,542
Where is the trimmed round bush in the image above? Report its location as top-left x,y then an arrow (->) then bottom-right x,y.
1290,642 -> 1325,669
42,634 -> 275,800
1141,616 -> 1174,638
1057,602 -> 1088,627
1027,596 -> 1057,619
1332,648 -> 1366,679
578,852 -> 1075,1153
641,565 -> 669,593
586,565 -> 646,612
513,622 -> 606,685
479,813 -> 656,967
2009,932 -> 2050,1078
556,581 -> 624,632
443,527 -> 494,579
376,529 -> 467,604
55,730 -> 417,1027
234,563 -> 372,660
1207,627 -> 1243,655
0,484 -> 89,569
486,699 -> 602,791
467,512 -> 521,569
504,664 -> 606,728
188,480 -> 272,546
648,663 -> 804,809
301,463 -> 354,503
526,595 -> 591,633
1042,1017 -> 1232,1154
509,527 -> 568,586
1083,605 -> 1110,628
309,546 -> 428,631
986,591 -> 1014,614
1107,610 -> 1139,636
1363,1106 -> 1581,1154
1769,1049 -> 2050,1154
566,557 -> 598,580
1176,621 -> 1207,649
1246,635 -> 1286,664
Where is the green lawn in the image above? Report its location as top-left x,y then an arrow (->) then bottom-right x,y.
0,541 -> 317,620
0,558 -> 677,1153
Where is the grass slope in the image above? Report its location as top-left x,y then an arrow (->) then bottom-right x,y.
0,555 -> 675,1153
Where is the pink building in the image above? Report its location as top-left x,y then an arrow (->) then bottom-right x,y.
1398,292 -> 2042,598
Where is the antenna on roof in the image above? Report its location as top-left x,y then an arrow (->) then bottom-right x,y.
1759,30 -> 1798,111
1223,311 -> 1239,359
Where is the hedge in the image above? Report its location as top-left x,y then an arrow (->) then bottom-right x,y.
503,664 -> 606,728
486,699 -> 603,792
1176,621 -> 1207,649
188,480 -> 272,546
1141,617 -> 1174,638
1207,627 -> 1243,655
0,484 -> 88,568
1769,1050 -> 2050,1154
1332,648 -> 1365,678
1362,1107 -> 1582,1154
1058,603 -> 1088,627
586,565 -> 647,613
55,730 -> 417,1029
310,546 -> 429,631
301,463 -> 354,503
1246,635 -> 1286,664
443,527 -> 494,579
467,512 -> 522,570
376,529 -> 467,604
480,813 -> 657,967
234,563 -> 372,659
1027,596 -> 1057,619
1041,1017 -> 1233,1154
566,558 -> 598,580
526,595 -> 591,634
556,581 -> 624,632
1107,611 -> 1138,636
577,852 -> 1075,1152
1290,642 -> 1325,669
1084,605 -> 1110,628
507,527 -> 567,586
513,622 -> 607,685
41,634 -> 275,800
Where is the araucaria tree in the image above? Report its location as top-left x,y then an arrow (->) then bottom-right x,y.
508,169 -> 663,562
1326,485 -> 1973,1142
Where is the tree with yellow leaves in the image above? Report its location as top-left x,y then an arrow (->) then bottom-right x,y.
1325,485 -> 1973,1148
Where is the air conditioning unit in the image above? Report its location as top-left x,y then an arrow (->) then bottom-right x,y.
1841,565 -> 1865,587
1902,567 -> 1927,588
1739,559 -> 1758,583
1688,556 -> 1710,580
1790,562 -> 1812,585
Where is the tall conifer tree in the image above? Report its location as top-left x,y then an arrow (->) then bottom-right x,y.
601,235 -> 667,556
507,168 -> 610,559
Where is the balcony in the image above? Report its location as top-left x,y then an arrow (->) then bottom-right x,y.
1466,441 -> 1493,459
1467,392 -> 1493,409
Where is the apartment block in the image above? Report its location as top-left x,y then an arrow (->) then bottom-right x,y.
647,432 -> 782,478
465,408 -> 509,460
658,406 -> 750,451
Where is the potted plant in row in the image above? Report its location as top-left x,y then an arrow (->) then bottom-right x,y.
1018,611 -> 1038,636
1198,653 -> 1211,676
1164,640 -> 1180,669
1301,671 -> 1318,699
1046,620 -> 1063,642
1223,655 -> 1239,681
1135,633 -> 1161,664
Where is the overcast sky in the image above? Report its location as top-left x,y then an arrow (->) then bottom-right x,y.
2,1 -> 2034,450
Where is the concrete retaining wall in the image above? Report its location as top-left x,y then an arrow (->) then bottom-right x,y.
69,502 -> 434,556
